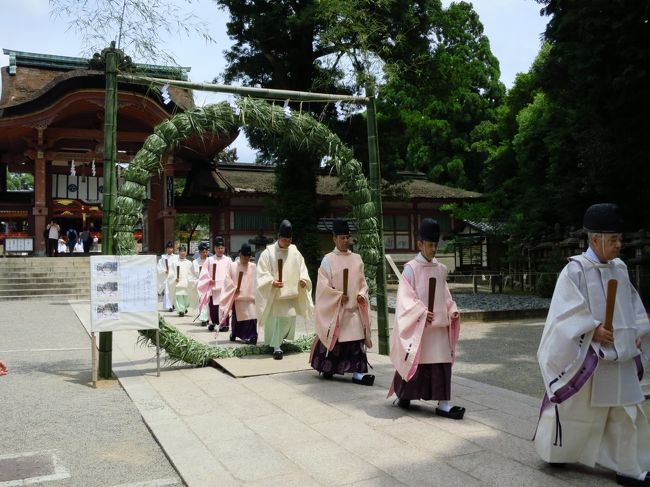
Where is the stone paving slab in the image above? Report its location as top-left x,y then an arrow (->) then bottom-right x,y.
214,352 -> 313,377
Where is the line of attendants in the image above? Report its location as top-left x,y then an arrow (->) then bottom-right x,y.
157,206 -> 650,487
155,218 -> 463,413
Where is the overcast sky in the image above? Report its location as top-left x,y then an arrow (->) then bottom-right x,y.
0,0 -> 549,162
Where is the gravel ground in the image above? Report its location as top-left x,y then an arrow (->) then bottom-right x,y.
378,291 -> 551,312
452,291 -> 551,311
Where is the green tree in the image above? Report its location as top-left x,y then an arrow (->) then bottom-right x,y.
215,0 -> 355,277
175,213 -> 210,249
534,0 -> 650,229
375,1 -> 505,189
7,172 -> 34,191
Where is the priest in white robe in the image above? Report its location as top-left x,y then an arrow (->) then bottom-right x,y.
156,241 -> 178,312
535,203 -> 650,486
192,242 -> 210,326
256,220 -> 313,360
168,244 -> 195,317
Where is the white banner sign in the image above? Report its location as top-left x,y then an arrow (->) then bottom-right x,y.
90,255 -> 158,332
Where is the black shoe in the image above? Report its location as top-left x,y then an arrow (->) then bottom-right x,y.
435,405 -> 465,420
229,334 -> 236,342
168,308 -> 174,312
249,338 -> 257,345
397,399 -> 411,409
352,374 -> 375,386
207,324 -> 215,332
219,325 -> 229,332
200,321 -> 208,327
273,350 -> 283,360
322,372 -> 334,380
616,474 -> 650,486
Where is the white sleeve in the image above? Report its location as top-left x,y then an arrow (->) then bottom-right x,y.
320,256 -> 332,281
402,263 -> 415,287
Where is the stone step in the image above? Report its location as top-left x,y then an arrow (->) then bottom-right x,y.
0,276 -> 90,284
0,293 -> 89,302
0,258 -> 91,267
0,268 -> 91,276
0,282 -> 90,291
0,286 -> 90,296
0,256 -> 93,300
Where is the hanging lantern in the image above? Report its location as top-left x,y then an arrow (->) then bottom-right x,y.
91,159 -> 96,177
70,160 -> 76,176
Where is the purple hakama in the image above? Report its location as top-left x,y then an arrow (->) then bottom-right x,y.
229,308 -> 258,344
391,363 -> 451,401
310,338 -> 368,375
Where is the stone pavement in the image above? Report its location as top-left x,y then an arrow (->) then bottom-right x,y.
0,300 -> 183,487
79,306 -> 624,486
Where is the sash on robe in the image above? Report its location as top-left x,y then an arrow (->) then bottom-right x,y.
537,255 -> 650,409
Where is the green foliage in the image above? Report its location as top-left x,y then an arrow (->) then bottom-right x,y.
369,1 -> 505,189
6,172 -> 34,191
530,0 -> 650,230
50,0 -> 214,65
440,201 -> 493,225
175,213 -> 210,248
535,274 -> 557,299
115,97 -> 381,366
138,317 -> 316,366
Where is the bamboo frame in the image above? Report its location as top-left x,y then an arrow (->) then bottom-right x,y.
109,72 -> 391,356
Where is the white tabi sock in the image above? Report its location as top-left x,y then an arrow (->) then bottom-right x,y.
437,400 -> 451,412
273,347 -> 282,353
352,372 -> 364,380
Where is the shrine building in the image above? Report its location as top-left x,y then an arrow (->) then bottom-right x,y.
0,48 -> 482,266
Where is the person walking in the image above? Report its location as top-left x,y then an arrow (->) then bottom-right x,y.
256,220 -> 313,360
197,236 -> 232,332
157,241 -> 178,312
46,220 -> 60,256
535,203 -> 650,486
169,244 -> 194,317
388,218 -> 464,419
220,243 -> 258,344
311,218 -> 374,385
192,242 -> 210,326
66,227 -> 77,255
80,228 -> 91,253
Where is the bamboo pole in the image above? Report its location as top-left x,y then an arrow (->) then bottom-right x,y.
366,95 -> 390,355
99,43 -> 119,380
118,74 -> 369,103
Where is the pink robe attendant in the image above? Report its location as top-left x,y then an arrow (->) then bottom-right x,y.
219,260 -> 257,324
388,255 -> 460,396
197,254 -> 232,313
313,250 -> 370,351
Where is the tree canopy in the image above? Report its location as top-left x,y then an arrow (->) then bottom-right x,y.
485,1 -> 650,242
215,0 -> 505,275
